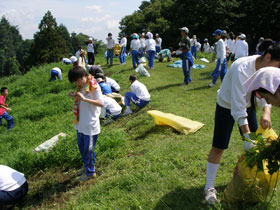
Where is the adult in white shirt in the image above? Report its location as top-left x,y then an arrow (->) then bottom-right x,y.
119,32 -> 127,64
130,33 -> 141,69
203,38 -> 210,53
155,33 -> 162,53
62,58 -> 72,65
196,39 -> 201,51
75,46 -> 82,59
204,40 -> 280,205
209,29 -> 227,87
145,32 -> 156,69
87,37 -> 95,65
233,34 -> 248,60
0,165 -> 28,208
140,33 -> 146,57
50,67 -> 62,81
190,35 -> 197,59
226,32 -> 236,62
106,33 -> 115,66
123,75 -> 150,115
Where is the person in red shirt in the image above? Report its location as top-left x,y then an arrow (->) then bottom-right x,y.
0,87 -> 14,130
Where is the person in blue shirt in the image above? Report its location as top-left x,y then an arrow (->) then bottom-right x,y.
96,78 -> 112,95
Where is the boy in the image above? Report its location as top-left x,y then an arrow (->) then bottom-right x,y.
119,32 -> 127,64
101,95 -> 122,125
106,33 -> 115,66
96,78 -> 112,95
123,75 -> 150,116
50,67 -> 62,81
0,87 -> 14,130
68,66 -> 104,182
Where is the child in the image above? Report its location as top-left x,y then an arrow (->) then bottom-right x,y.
95,73 -> 120,93
87,65 -> 104,78
233,33 -> 248,60
178,27 -> 193,85
158,48 -> 173,62
106,33 -> 115,66
70,56 -> 78,67
208,29 -> 227,87
203,40 -> 280,204
190,35 -> 197,59
96,78 -> 112,95
203,38 -> 210,53
78,50 -> 87,69
140,33 -> 146,57
87,37 -> 95,65
123,75 -> 150,116
119,32 -> 127,64
0,165 -> 28,209
68,66 -> 104,182
0,87 -> 14,130
62,57 -> 72,65
50,67 -> 62,81
145,32 -> 156,69
130,33 -> 141,69
155,33 -> 162,53
101,95 -> 122,124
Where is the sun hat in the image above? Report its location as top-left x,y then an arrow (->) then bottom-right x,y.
70,56 -> 77,63
179,27 -> 189,34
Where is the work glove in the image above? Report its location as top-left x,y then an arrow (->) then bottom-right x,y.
243,133 -> 256,151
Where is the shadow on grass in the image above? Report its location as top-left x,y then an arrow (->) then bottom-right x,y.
133,125 -> 171,141
188,85 -> 209,91
149,83 -> 184,93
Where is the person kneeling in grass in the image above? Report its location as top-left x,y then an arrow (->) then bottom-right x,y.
101,95 -> 122,125
123,75 -> 150,116
68,66 -> 104,182
0,87 -> 14,130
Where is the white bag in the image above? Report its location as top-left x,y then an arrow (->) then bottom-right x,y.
139,57 -> 146,63
135,64 -> 150,77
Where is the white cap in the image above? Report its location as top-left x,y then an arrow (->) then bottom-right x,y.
96,78 -> 103,83
70,56 -> 77,63
146,32 -> 153,39
179,27 -> 189,34
239,34 -> 246,39
89,37 -> 93,41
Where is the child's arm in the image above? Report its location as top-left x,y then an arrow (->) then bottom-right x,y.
0,104 -> 11,111
75,92 -> 104,107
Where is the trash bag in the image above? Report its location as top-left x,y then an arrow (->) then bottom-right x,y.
140,57 -> 147,63
135,64 -> 150,77
222,127 -> 280,203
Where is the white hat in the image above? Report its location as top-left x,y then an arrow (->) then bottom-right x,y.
179,27 -> 189,34
89,37 -> 93,41
239,34 -> 246,39
146,32 -> 153,39
70,56 -> 77,63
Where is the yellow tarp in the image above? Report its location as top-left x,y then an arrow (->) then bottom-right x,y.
114,44 -> 121,56
222,127 -> 280,203
147,110 -> 204,135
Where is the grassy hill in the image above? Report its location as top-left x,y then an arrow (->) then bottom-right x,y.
1,53 -> 280,210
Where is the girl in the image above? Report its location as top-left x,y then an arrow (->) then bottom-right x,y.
145,32 -> 156,69
204,40 -> 280,204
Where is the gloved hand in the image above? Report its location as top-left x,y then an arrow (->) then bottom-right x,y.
243,133 -> 256,151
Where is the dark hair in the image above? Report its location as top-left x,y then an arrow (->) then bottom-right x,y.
108,33 -> 112,36
95,73 -> 105,79
168,47 -> 173,52
1,87 -> 7,94
129,75 -> 137,82
260,40 -> 280,61
229,32 -> 235,39
68,66 -> 88,83
251,87 -> 276,108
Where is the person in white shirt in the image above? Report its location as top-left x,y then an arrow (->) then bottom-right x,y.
106,33 -> 115,66
101,95 -> 122,123
50,67 -> 62,81
233,34 -> 248,60
140,33 -> 146,57
0,165 -> 28,208
209,29 -> 227,87
256,37 -> 264,55
145,32 -> 156,69
123,75 -> 150,116
204,40 -> 280,205
68,66 -> 104,182
203,38 -> 210,53
119,32 -> 127,64
190,35 -> 197,59
95,73 -> 121,93
196,38 -> 201,51
75,46 -> 82,59
155,33 -> 162,53
226,32 -> 236,62
62,57 -> 72,65
87,37 -> 95,65
130,33 -> 141,69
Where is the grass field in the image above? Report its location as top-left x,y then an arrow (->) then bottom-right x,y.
0,52 -> 280,210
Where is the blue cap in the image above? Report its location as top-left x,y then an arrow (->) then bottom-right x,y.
212,29 -> 222,36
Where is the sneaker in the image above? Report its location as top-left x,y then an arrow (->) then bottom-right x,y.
123,109 -> 133,116
204,188 -> 218,204
104,118 -> 114,125
76,167 -> 86,176
78,173 -> 96,182
208,83 -> 215,87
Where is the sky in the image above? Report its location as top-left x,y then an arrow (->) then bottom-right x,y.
0,0 -> 143,43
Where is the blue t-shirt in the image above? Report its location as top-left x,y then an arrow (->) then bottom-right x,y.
99,82 -> 112,95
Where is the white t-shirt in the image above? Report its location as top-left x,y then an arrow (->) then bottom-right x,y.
106,77 -> 120,91
103,95 -> 122,116
217,55 -> 270,126
216,39 -> 226,60
87,43 -> 94,53
145,38 -> 156,51
119,37 -> 127,47
74,85 -> 104,136
196,42 -> 201,51
140,38 -> 146,48
203,43 -> 210,53
106,37 -> 115,49
130,39 -> 141,50
51,67 -> 61,74
155,37 -> 162,47
226,39 -> 235,53
62,58 -> 72,64
0,165 -> 26,191
75,50 -> 80,59
190,38 -> 197,47
131,80 -> 150,101
234,40 -> 249,60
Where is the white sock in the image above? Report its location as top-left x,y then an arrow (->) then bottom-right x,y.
204,162 -> 220,191
126,106 -> 131,111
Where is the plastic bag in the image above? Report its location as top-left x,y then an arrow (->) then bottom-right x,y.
222,127 -> 280,203
139,57 -> 147,63
135,64 -> 150,77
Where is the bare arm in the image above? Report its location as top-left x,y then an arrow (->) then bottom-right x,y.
75,92 -> 104,107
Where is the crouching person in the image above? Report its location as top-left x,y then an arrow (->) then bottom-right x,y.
0,165 -> 29,209
123,75 -> 150,116
68,66 -> 104,182
102,95 -> 122,124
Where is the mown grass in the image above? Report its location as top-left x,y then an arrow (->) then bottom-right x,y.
1,52 -> 280,210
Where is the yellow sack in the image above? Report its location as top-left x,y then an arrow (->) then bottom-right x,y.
222,127 -> 280,203
147,110 -> 204,135
114,44 -> 121,56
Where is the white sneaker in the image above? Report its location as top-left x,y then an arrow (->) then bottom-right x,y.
208,83 -> 215,87
204,188 -> 218,204
123,109 -> 133,116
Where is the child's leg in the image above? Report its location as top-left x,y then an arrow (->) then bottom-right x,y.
220,59 -> 227,81
77,131 -> 86,165
82,134 -> 98,176
211,59 -> 222,85
129,92 -> 150,108
106,50 -> 109,64
124,92 -> 132,107
150,50 -> 156,68
123,47 -> 126,63
132,50 -> 136,69
2,112 -> 14,130
0,115 -> 2,126
135,51 -> 140,66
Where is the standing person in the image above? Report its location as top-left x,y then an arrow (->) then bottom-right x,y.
68,66 -> 104,182
208,29 -> 227,87
203,38 -> 210,53
130,33 -> 141,69
0,165 -> 29,209
140,33 -> 146,58
123,75 -> 150,116
49,67 -> 62,81
155,33 -> 162,54
256,37 -> 264,55
190,35 -> 197,59
145,32 -> 156,69
87,37 -> 95,65
78,50 -> 87,70
106,33 -> 115,66
0,87 -> 14,130
119,32 -> 127,65
196,38 -> 201,52
75,46 -> 82,59
178,27 -> 193,85
226,32 -> 236,62
203,40 -> 280,204
233,34 -> 248,60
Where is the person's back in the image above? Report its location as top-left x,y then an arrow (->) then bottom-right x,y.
98,81 -> 112,95
234,39 -> 248,59
131,80 -> 150,101
145,38 -> 156,51
103,95 -> 122,115
106,77 -> 120,92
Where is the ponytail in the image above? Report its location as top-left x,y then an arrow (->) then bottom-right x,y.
260,39 -> 280,61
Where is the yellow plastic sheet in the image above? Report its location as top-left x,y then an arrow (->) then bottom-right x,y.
147,110 -> 204,135
222,127 -> 280,203
114,44 -> 121,56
